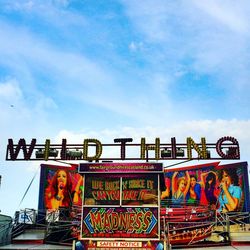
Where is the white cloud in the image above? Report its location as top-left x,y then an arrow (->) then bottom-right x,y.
0,1 -> 249,126
53,0 -> 71,8
122,0 -> 172,43
129,41 -> 144,52
54,119 -> 250,161
192,0 -> 250,34
3,0 -> 35,12
0,20 -> 115,98
1,0 -> 249,126
0,78 -> 58,144
1,0 -> 86,32
122,0 -> 250,110
0,78 -> 22,100
0,78 -> 30,121
0,19 -> 182,125
129,41 -> 137,51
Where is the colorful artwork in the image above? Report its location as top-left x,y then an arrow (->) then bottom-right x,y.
81,207 -> 158,239
84,175 -> 120,206
83,174 -> 158,206
81,165 -> 161,240
38,164 -> 83,211
162,162 -> 249,213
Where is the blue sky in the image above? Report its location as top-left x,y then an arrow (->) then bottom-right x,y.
0,0 -> 250,216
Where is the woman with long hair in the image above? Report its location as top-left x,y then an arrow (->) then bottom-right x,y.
45,169 -> 74,209
186,175 -> 201,204
217,168 -> 242,213
172,171 -> 190,205
201,171 -> 217,207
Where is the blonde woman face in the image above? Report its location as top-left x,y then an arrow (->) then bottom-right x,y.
179,179 -> 186,192
57,170 -> 67,189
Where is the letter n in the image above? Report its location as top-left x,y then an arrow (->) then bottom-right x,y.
187,137 -> 207,159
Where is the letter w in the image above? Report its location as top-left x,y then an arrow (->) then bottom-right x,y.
8,138 -> 36,160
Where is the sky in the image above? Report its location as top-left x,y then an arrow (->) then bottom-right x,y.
0,0 -> 250,217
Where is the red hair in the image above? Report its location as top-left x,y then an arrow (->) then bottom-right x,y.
45,169 -> 73,209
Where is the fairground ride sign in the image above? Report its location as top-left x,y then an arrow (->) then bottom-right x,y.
5,136 -> 240,161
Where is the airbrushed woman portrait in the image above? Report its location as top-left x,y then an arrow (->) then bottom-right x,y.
217,168 -> 242,213
200,171 -> 218,209
186,175 -> 201,204
171,171 -> 190,204
45,169 -> 83,210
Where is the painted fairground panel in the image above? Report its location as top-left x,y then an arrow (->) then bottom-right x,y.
37,164 -> 84,243
216,162 -> 249,213
162,161 -> 249,213
81,171 -> 160,240
84,175 -> 120,206
83,173 -> 159,206
81,207 -> 158,239
122,175 -> 158,205
38,164 -> 83,211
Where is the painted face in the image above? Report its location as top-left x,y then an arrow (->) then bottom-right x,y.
222,171 -> 231,187
190,177 -> 196,187
179,179 -> 186,192
57,170 -> 67,189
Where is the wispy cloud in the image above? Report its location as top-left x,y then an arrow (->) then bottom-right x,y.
122,0 -> 250,119
55,119 -> 250,160
129,41 -> 144,52
0,78 -> 22,99
0,78 -> 31,123
192,0 -> 250,34
0,17 -> 179,126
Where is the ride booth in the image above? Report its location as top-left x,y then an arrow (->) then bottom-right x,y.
77,162 -> 165,250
